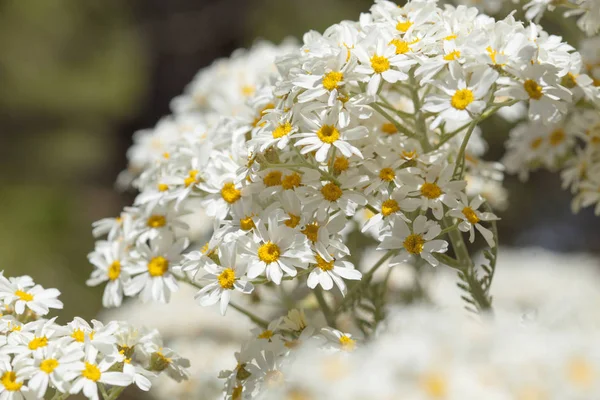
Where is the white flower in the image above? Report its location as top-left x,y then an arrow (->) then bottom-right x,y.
86,240 -> 129,308
378,215 -> 448,267
239,215 -> 314,285
319,327 -> 357,352
0,275 -> 62,317
303,174 -> 368,220
194,243 -> 254,315
447,194 -> 499,247
361,187 -> 422,236
307,250 -> 361,295
409,164 -> 466,220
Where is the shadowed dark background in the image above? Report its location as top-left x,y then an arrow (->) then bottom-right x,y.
0,0 -> 596,325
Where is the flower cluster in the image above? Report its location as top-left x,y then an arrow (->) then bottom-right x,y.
0,272 -> 189,400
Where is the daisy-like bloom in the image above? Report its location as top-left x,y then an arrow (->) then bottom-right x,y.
194,242 -> 254,315
198,155 -> 244,221
0,362 -> 32,400
447,194 -> 499,247
304,175 -> 368,221
0,274 -> 63,317
68,346 -> 133,400
64,318 -> 118,355
319,327 -> 357,352
496,63 -> 572,124
354,38 -> 417,95
135,202 -> 190,242
86,240 -> 129,308
362,157 -> 408,195
378,215 -> 449,267
361,187 -> 422,236
141,332 -> 190,382
409,164 -> 466,220
293,106 -> 367,162
5,318 -> 64,361
239,215 -> 314,285
21,342 -> 85,398
306,249 -> 361,295
124,232 -> 188,303
423,64 -> 498,129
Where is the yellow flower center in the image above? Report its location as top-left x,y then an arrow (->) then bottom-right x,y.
339,335 -> 356,351
72,329 -> 86,343
217,268 -> 236,290
316,125 -> 340,144
265,370 -> 285,388
40,359 -> 59,374
108,260 -> 121,281
241,85 -> 255,97
396,20 -> 413,32
282,173 -> 302,190
401,150 -> 418,160
221,182 -> 241,204
1,372 -> 22,392
321,182 -> 343,202
486,46 -> 498,65
148,256 -> 169,277
316,254 -> 335,271
158,183 -> 169,192
184,170 -> 199,188
28,336 -> 49,350
445,34 -> 457,40
561,72 -> 577,89
302,223 -> 319,243
530,137 -> 543,149
323,71 -> 344,91
257,330 -> 273,340
82,362 -> 101,382
421,373 -> 447,398
147,215 -> 166,228
451,89 -> 474,110
272,122 -> 292,139
333,156 -> 349,173
240,216 -> 255,231
381,199 -> 400,217
15,290 -> 33,302
420,182 -> 442,199
258,242 -> 281,264
443,50 -> 461,61
370,55 -> 390,74
549,129 -> 565,146
379,167 -> 395,182
403,233 -> 425,255
462,207 -> 480,224
389,39 -> 409,55
381,123 -> 398,135
263,171 -> 282,187
285,214 -> 301,229
524,79 -> 543,100
568,358 -> 593,387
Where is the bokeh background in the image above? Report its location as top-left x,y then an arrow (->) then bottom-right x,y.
1,0 -> 598,324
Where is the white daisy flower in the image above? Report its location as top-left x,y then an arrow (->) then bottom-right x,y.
361,187 -> 422,236
86,240 -> 129,308
0,361 -> 32,400
194,242 -> 254,315
304,175 -> 368,220
0,275 -> 63,317
447,194 -> 499,247
378,215 -> 449,267
319,327 -> 357,352
306,250 -> 362,295
409,164 -> 466,220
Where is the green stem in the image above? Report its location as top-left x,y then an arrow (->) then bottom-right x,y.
314,286 -> 337,328
371,103 -> 416,138
106,387 -> 126,400
409,70 -> 432,152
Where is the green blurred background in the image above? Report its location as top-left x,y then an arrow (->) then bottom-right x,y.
0,0 -> 597,323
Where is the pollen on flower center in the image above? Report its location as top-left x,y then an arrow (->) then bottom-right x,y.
263,171 -> 282,187
321,182 -> 343,202
379,167 -> 396,182
316,124 -> 340,144
257,330 -> 273,340
282,173 -> 302,190
258,242 -> 281,264
72,329 -> 86,343
302,222 -> 319,243
158,183 -> 169,192
568,358 -> 593,387
323,71 -> 344,91
148,256 -> 169,277
333,156 -> 349,173
339,335 -> 356,351
396,20 -> 412,32
272,122 -> 292,139
381,199 -> 400,217
28,336 -> 49,350
549,129 -> 565,146
389,38 -> 409,54
370,55 -> 390,74
15,290 -> 33,302
381,123 -> 398,135
221,182 -> 242,204
530,137 -> 543,149
1,371 -> 23,392
420,182 -> 442,199
183,169 -> 200,188
147,215 -> 167,228
444,50 -> 461,61
462,207 -> 480,224
524,79 -> 543,100
108,260 -> 121,281
404,233 -> 425,255
40,359 -> 59,374
421,373 -> 448,398
451,89 -> 474,110
240,216 -> 255,231
82,362 -> 101,382
316,254 -> 335,271
218,268 -> 236,290
285,213 -> 301,228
